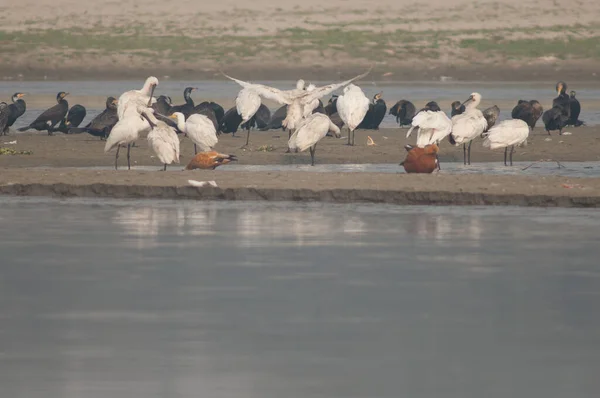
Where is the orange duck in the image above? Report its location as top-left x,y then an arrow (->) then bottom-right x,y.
400,144 -> 439,173
185,151 -> 238,170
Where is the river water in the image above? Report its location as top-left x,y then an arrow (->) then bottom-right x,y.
2,80 -> 600,128
1,198 -> 599,398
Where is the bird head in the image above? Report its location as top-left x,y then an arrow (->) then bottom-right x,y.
12,92 -> 26,101
57,92 -> 69,102
462,93 -> 481,108
374,92 -> 383,101
570,90 -> 576,98
556,81 -> 567,96
296,79 -> 306,90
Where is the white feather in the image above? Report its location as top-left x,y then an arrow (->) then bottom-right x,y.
147,121 -> 180,166
172,112 -> 218,152
288,113 -> 340,152
236,88 -> 261,123
482,119 -> 530,149
406,110 -> 452,148
336,84 -> 370,132
117,76 -> 158,120
104,104 -> 150,153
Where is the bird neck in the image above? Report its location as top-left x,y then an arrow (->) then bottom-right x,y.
176,116 -> 187,133
184,92 -> 194,105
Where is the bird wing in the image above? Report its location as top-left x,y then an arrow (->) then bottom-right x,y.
288,113 -> 330,152
451,110 -> 487,142
188,114 -> 218,150
0,102 -> 9,131
301,68 -> 372,103
222,73 -> 293,105
483,119 -> 529,149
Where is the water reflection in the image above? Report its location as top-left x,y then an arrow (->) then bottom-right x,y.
1,198 -> 600,398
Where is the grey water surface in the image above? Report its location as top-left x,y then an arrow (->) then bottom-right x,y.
2,80 -> 599,129
0,198 -> 599,398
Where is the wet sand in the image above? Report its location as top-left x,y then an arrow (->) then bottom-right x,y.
1,127 -> 600,207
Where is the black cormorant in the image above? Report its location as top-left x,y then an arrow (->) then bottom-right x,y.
220,107 -> 243,135
389,100 -> 415,126
18,92 -> 69,135
511,100 -> 543,129
261,105 -> 287,131
553,81 -> 571,119
153,95 -> 172,116
4,93 -> 26,135
170,87 -> 197,118
68,97 -> 118,140
56,104 -> 86,133
482,105 -> 500,132
358,92 -> 387,130
568,91 -> 584,126
542,106 -> 569,135
0,103 -> 9,135
451,101 -> 465,117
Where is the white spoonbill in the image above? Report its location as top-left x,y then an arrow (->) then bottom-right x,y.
482,119 -> 530,166
143,111 -> 180,171
288,113 -> 341,166
335,84 -> 370,146
118,76 -> 159,120
170,112 -> 218,154
222,69 -> 370,138
235,88 -> 261,147
104,104 -> 153,170
406,105 -> 452,148
449,93 -> 488,165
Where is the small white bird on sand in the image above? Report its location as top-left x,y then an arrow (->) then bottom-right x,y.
406,107 -> 452,148
170,112 -> 217,154
288,113 -> 341,166
104,104 -> 153,170
117,76 -> 158,120
482,119 -> 530,166
449,92 -> 488,165
336,84 -> 370,146
144,110 -> 180,171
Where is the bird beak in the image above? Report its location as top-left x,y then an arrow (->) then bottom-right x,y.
168,114 -> 178,120
112,99 -> 118,105
64,92 -> 70,97
18,93 -> 26,98
461,96 -> 473,106
148,85 -> 156,106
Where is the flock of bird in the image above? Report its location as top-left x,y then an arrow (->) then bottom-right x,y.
0,73 -> 585,172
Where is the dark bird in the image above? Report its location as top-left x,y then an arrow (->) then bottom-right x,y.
170,87 -> 197,118
194,105 -> 219,133
241,104 -> 271,130
418,101 -> 442,113
4,92 -> 27,135
261,105 -> 287,131
185,151 -> 238,170
358,92 -> 387,130
542,106 -> 569,135
56,104 -> 87,133
152,95 -> 172,116
220,107 -> 243,135
451,101 -> 465,117
553,81 -> 571,119
511,100 -> 544,129
68,97 -> 118,139
324,95 -> 344,130
0,102 -> 9,135
482,105 -> 500,132
389,100 -> 415,126
313,99 -> 326,115
400,144 -> 439,173
195,101 -> 225,129
568,91 -> 584,127
18,92 -> 69,135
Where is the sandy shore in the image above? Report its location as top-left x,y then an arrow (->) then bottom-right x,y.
1,0 -> 598,81
1,127 -> 599,168
0,127 -> 599,207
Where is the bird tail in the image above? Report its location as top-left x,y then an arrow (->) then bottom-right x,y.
17,126 -> 30,132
